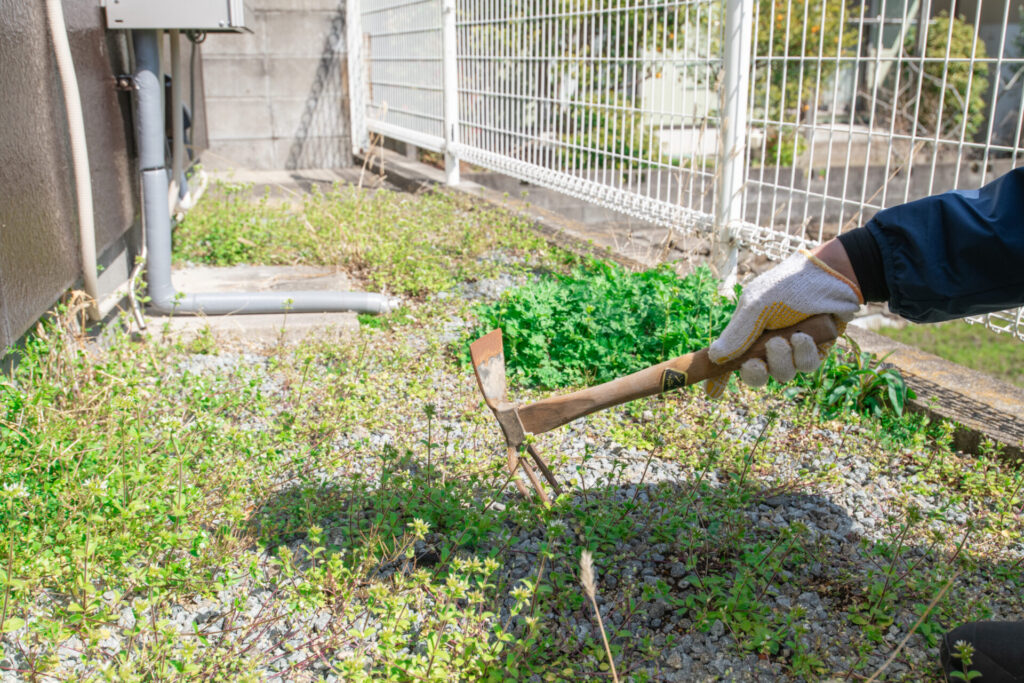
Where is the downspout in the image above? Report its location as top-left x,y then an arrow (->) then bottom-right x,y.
170,30 -> 209,214
132,30 -> 396,316
45,0 -> 100,320
169,29 -> 185,215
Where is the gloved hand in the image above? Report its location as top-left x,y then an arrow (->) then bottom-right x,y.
706,249 -> 863,397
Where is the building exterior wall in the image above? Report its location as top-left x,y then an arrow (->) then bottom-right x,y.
0,0 -> 141,350
201,0 -> 352,170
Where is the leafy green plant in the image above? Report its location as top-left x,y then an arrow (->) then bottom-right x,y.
559,98 -> 662,172
949,639 -> 983,681
785,337 -> 912,419
750,126 -> 808,167
469,260 -> 737,389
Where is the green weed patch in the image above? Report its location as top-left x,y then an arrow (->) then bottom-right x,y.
469,261 -> 736,388
175,182 -> 562,297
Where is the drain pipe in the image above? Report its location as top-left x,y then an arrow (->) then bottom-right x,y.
46,0 -> 100,320
169,29 -> 185,215
168,30 -> 209,215
133,30 -> 396,316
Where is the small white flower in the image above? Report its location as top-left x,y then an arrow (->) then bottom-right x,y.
1,483 -> 28,500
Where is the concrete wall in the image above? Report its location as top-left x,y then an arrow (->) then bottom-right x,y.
0,0 -> 141,351
201,0 -> 352,170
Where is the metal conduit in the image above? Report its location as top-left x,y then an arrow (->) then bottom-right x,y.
133,30 -> 396,316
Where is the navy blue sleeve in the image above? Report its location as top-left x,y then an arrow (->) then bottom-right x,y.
865,167 -> 1024,323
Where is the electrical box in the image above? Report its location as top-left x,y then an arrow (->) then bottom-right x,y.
101,0 -> 250,31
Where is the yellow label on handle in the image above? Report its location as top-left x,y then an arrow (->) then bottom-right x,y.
661,369 -> 688,393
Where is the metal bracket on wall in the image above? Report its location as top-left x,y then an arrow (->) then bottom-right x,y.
114,75 -> 137,91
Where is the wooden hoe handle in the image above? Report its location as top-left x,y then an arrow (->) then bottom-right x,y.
517,314 -> 838,435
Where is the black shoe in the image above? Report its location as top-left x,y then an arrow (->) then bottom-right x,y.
941,621 -> 1024,682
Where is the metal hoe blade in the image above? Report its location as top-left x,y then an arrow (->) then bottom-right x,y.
470,329 -> 561,502
469,329 -> 507,409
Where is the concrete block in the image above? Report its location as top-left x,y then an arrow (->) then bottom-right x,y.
205,97 -> 273,140
265,11 -> 344,57
171,264 -> 352,292
266,57 -> 331,99
275,136 -> 350,170
270,97 -> 310,138
195,6 -> 352,170
204,139 -> 276,170
203,57 -> 267,98
271,97 -> 348,139
200,13 -> 265,56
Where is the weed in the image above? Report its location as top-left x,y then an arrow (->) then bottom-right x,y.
786,337 -> 911,419
176,182 -> 565,298
949,640 -> 982,681
469,260 -> 736,388
579,550 -> 619,682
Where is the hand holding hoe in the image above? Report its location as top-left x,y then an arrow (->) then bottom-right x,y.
469,314 -> 838,503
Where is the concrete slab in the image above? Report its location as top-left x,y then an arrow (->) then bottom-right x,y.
207,168 -> 393,201
149,265 -> 362,348
170,264 -> 351,292
155,312 -> 359,348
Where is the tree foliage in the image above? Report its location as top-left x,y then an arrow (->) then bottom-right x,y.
894,12 -> 989,140
752,0 -> 856,123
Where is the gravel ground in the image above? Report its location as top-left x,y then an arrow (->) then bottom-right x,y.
10,272 -> 1023,682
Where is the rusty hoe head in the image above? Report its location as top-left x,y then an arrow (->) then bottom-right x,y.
470,329 -> 562,503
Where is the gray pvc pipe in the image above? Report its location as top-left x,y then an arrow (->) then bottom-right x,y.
133,30 -> 396,316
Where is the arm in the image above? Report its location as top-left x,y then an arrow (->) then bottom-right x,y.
707,166 -> 1024,393
851,166 -> 1024,322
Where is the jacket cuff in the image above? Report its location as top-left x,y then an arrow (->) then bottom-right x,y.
836,228 -> 889,303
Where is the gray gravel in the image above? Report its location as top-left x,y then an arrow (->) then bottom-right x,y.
8,292 -> 1021,682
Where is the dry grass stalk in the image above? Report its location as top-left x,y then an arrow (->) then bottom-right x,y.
579,550 -> 619,683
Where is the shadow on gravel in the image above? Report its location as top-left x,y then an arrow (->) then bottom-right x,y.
246,455 -> 1015,680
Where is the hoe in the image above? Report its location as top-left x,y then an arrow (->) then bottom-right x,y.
469,314 -> 837,503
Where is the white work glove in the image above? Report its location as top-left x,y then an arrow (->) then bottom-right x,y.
706,250 -> 863,398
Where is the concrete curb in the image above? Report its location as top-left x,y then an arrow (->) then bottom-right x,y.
361,149 -> 1024,461
847,326 -> 1024,460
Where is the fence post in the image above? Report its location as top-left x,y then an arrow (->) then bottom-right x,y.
346,0 -> 368,156
714,0 -> 753,292
442,0 -> 460,186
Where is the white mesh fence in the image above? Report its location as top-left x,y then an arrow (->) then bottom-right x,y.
352,0 -> 1024,339
453,1 -> 724,236
744,0 -> 1024,337
357,0 -> 446,150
